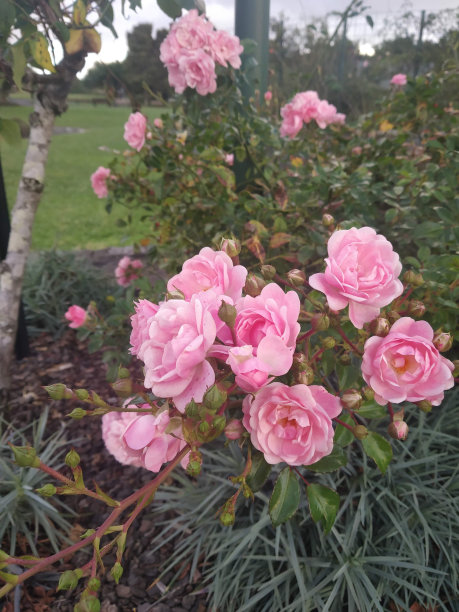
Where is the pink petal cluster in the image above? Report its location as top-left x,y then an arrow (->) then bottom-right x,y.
90,166 -> 111,198
160,9 -> 243,96
280,91 -> 345,138
123,410 -> 188,472
64,305 -> 87,329
102,410 -> 144,467
362,317 -> 454,406
309,227 -> 403,329
243,383 -> 342,465
124,112 -> 147,151
115,256 -> 144,287
130,299 -> 160,359
264,90 -> 272,102
390,73 -> 407,86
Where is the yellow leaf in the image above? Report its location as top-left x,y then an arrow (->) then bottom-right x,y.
65,29 -> 84,54
379,119 -> 394,132
83,28 -> 101,53
30,34 -> 55,72
73,0 -> 87,25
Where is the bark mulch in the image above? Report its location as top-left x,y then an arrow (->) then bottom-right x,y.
2,331 -> 207,612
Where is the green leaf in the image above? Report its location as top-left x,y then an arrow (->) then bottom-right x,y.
156,0 -> 182,18
246,450 -> 271,493
357,401 -> 388,419
0,118 -> 21,146
269,467 -> 300,527
29,32 -> 55,72
307,445 -> 347,472
362,431 -> 393,474
0,0 -> 16,36
333,413 -> 354,447
307,483 -> 339,534
11,43 -> 27,90
336,363 -> 361,390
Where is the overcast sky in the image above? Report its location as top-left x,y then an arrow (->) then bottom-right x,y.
79,0 -> 458,75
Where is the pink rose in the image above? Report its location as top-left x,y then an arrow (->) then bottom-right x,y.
178,49 -> 217,96
280,91 -> 345,137
243,382 -> 342,465
227,345 -> 271,392
391,73 -> 407,86
153,118 -> 163,129
172,9 -> 214,52
123,410 -> 188,472
210,29 -> 243,69
224,153 -> 234,166
167,247 -> 247,302
361,317 -> 454,406
124,112 -> 147,151
102,410 -> 144,467
264,90 -> 272,102
130,299 -> 160,360
115,256 -> 143,287
135,294 -> 217,412
65,305 -> 87,329
309,227 -> 403,328
90,166 -> 111,198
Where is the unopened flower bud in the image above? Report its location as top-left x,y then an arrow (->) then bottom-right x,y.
417,400 -> 432,413
68,407 -> 87,420
110,562 -> 123,584
369,317 -> 390,337
111,378 -> 132,397
186,450 -> 203,477
58,570 -> 80,591
341,389 -> 363,410
293,352 -> 308,370
203,385 -> 227,411
185,399 -> 199,418
453,360 -> 459,377
408,300 -> 426,318
87,578 -> 101,592
260,265 -> 276,280
220,511 -> 235,526
296,369 -> 315,385
322,336 -> 336,350
36,484 -> 57,497
198,421 -> 210,434
10,445 -> 40,468
311,313 -> 329,331
65,449 -> 80,469
221,238 -> 241,259
212,415 -> 226,432
244,274 -> 265,297
225,419 -> 244,440
218,301 -> 237,328
322,213 -> 334,227
339,353 -> 351,365
433,331 -> 453,352
44,383 -> 73,400
363,386 -> 375,401
387,310 -> 401,324
388,420 -> 409,440
75,389 -> 89,400
287,269 -> 306,287
167,289 -> 185,300
118,367 -> 130,379
402,270 -> 417,285
412,273 -> 424,287
353,425 -> 368,440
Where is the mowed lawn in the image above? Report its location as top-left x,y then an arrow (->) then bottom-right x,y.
1,102 -> 164,250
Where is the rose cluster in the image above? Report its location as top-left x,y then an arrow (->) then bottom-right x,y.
160,9 -> 243,95
101,229 -> 454,476
280,91 -> 346,138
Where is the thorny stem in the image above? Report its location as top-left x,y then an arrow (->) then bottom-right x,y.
0,446 -> 190,598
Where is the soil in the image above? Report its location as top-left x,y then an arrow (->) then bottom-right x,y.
2,329 -> 207,612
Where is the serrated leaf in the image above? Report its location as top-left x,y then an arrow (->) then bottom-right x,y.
333,413 -> 354,446
307,445 -> 347,472
0,118 -> 21,146
29,33 -> 55,72
307,483 -> 339,534
246,450 -> 271,493
362,431 -> 393,474
269,467 -> 300,527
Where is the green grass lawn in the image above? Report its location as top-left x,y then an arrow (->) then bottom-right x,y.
1,102 -> 165,250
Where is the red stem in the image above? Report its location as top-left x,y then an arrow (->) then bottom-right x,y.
310,347 -> 325,364
292,467 -> 310,486
387,402 -> 395,420
335,327 -> 363,356
334,417 -> 354,432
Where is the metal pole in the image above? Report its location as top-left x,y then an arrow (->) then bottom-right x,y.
413,10 -> 426,78
235,0 -> 270,99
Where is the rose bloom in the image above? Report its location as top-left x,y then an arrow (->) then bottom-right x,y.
123,410 -> 188,472
243,382 -> 342,465
225,153 -> 234,166
115,256 -> 143,287
130,299 -> 160,360
167,247 -> 247,302
153,118 -> 163,129
309,227 -> 403,329
391,73 -> 407,86
264,90 -> 272,102
64,305 -> 87,329
102,410 -> 144,468
362,317 -> 454,406
135,294 -> 217,412
210,29 -> 243,69
178,48 -> 217,96
124,112 -> 147,151
90,166 -> 111,198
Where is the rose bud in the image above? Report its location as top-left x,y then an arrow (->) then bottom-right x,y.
244,273 -> 266,297
293,352 -> 309,370
408,300 -> 426,318
433,331 -> 453,352
339,353 -> 351,365
295,368 -> 315,385
387,310 -> 401,324
417,400 -> 432,413
218,301 -> 237,328
287,269 -> 307,287
388,420 -> 409,440
221,238 -> 241,259
402,270 -> 417,285
311,313 -> 330,331
260,264 -> 276,280
341,389 -> 363,410
353,425 -> 368,440
322,214 -> 334,227
321,336 -> 336,350
369,317 -> 390,337
362,386 -> 375,401
412,273 -> 424,287
225,419 -> 244,440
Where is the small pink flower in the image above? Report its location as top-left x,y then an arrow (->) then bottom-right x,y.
243,382 -> 342,465
153,118 -> 163,129
124,112 -> 147,151
90,166 -> 111,198
115,256 -> 143,287
130,299 -> 160,360
280,90 -> 345,138
362,317 -> 454,406
225,153 -> 234,166
64,305 -> 87,329
391,73 -> 407,86
224,419 -> 244,440
264,90 -> 272,102
134,294 -> 217,412
102,410 -> 144,467
123,409 -> 188,472
167,247 -> 247,302
210,29 -> 243,69
309,227 -> 403,328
